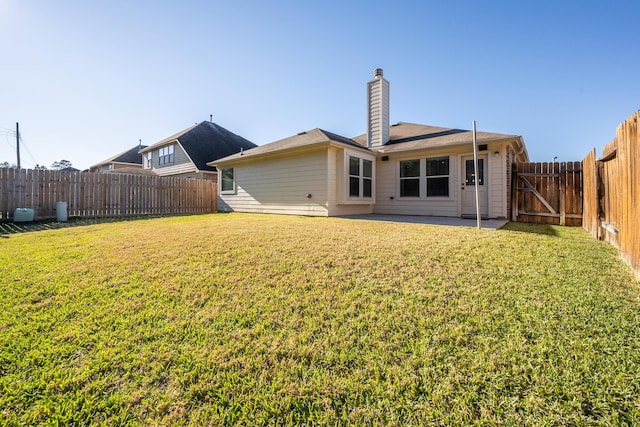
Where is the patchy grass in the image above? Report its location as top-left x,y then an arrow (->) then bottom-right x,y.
1,213 -> 639,425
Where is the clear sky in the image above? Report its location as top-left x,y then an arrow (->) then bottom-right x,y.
1,0 -> 638,170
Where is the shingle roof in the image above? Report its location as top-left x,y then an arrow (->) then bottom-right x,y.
91,144 -> 148,168
141,121 -> 257,171
352,122 -> 521,153
213,121 -> 526,165
211,128 -> 366,165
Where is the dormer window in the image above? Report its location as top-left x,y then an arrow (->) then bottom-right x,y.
158,145 -> 174,165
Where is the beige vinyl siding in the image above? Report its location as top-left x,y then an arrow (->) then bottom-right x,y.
219,147 -> 330,216
152,162 -> 195,176
367,77 -> 390,147
505,148 -> 514,219
326,146 -> 374,216
488,148 -> 507,218
95,165 -> 111,173
148,143 -> 195,176
373,143 -> 512,218
158,171 -> 217,181
374,149 -> 460,216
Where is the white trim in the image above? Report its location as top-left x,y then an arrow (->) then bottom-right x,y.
220,167 -> 236,195
395,156 -> 453,200
342,149 -> 376,204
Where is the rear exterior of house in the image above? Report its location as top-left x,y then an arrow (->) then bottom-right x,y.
213,70 -> 528,219
216,130 -> 375,216
369,132 -> 523,219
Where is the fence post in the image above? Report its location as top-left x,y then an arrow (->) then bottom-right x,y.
511,163 -> 518,221
559,162 -> 566,226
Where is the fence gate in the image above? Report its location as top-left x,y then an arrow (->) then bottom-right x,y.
512,162 -> 583,226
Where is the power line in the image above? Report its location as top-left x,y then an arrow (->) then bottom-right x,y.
0,126 -> 17,134
0,125 -> 40,168
1,126 -> 17,150
18,134 -> 39,167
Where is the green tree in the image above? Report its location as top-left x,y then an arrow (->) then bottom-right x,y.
50,159 -> 73,170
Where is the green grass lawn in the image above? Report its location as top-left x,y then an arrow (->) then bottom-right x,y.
1,213 -> 639,425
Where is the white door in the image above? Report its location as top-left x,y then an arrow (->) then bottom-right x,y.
461,155 -> 488,218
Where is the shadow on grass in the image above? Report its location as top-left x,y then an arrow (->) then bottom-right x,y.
501,221 -> 560,236
0,215 -> 164,237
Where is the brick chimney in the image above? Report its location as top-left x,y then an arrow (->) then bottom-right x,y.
367,68 -> 390,148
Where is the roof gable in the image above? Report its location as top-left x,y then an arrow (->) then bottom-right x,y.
212,128 -> 366,165
91,144 -> 148,169
142,121 -> 257,171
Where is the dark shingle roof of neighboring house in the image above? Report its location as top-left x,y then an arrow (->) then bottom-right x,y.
141,121 -> 257,172
90,144 -> 148,170
211,128 -> 367,165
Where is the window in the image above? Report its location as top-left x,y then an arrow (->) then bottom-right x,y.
221,168 -> 235,193
397,157 -> 450,198
363,159 -> 372,197
348,156 -> 373,199
400,160 -> 420,197
425,157 -> 449,197
349,157 -> 360,197
146,152 -> 152,168
464,158 -> 484,186
158,145 -> 174,165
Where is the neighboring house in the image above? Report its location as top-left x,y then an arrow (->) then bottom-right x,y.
212,69 -> 529,219
89,144 -> 147,173
139,120 -> 256,181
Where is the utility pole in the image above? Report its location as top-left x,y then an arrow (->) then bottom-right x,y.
16,122 -> 20,169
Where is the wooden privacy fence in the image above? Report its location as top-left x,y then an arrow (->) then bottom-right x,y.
0,169 -> 217,221
583,110 -> 640,276
511,161 -> 583,226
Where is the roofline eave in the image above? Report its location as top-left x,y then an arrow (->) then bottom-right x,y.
211,139 -> 371,168
139,138 -> 180,154
374,135 -> 523,155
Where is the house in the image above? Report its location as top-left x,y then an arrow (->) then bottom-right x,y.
211,69 -> 529,218
89,143 -> 148,173
138,120 -> 257,181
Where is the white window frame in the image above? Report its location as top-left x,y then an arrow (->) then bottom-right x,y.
425,156 -> 450,198
158,145 -> 174,165
396,156 -> 451,199
146,152 -> 153,169
344,150 -> 375,204
399,159 -> 420,198
220,167 -> 236,195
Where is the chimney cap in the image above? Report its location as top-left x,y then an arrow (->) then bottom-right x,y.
374,68 -> 383,78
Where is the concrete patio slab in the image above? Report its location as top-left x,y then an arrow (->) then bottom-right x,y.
339,214 -> 509,230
